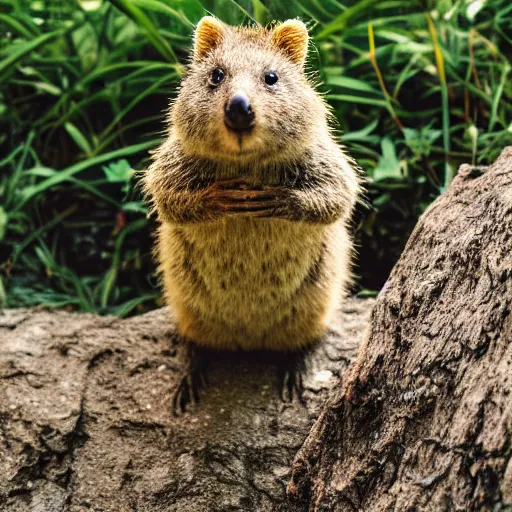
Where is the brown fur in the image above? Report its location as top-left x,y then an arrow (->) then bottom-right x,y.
143,17 -> 361,351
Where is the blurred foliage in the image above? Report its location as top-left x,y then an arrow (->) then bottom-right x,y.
1,0 -> 511,314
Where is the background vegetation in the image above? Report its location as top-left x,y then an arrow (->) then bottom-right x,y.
1,0 -> 511,315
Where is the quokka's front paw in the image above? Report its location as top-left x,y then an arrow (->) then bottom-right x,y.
206,179 -> 291,217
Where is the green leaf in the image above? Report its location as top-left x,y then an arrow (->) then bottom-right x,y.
79,0 -> 104,11
373,137 -> 402,181
99,72 -> 176,139
107,0 -> 180,64
489,63 -> 510,132
24,166 -> 57,177
102,159 -> 133,183
251,0 -> 271,24
110,293 -> 159,317
71,21 -> 99,72
100,266 -> 118,308
131,0 -> 194,26
122,201 -> 147,213
31,81 -> 62,95
65,122 -> 93,154
0,206 -> 7,241
325,75 -> 380,95
0,276 -> 5,308
341,119 -> 380,143
326,94 -> 388,107
317,0 -> 382,39
0,13 -> 38,39
0,29 -> 65,81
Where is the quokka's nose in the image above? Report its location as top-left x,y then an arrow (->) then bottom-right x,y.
224,92 -> 255,132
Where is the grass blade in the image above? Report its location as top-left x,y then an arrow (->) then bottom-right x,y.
107,0 -> 181,65
0,29 -> 65,81
64,122 -> 93,155
317,0 -> 383,40
426,13 -> 452,189
489,63 -> 510,132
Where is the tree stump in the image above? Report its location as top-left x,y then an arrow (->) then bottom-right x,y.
288,147 -> 512,511
0,298 -> 373,511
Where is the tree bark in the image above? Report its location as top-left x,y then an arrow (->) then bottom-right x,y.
0,298 -> 372,511
288,147 -> 512,511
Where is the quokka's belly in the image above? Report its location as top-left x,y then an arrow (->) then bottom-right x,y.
159,217 -> 350,350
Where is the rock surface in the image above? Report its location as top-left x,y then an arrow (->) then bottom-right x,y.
0,298 -> 373,511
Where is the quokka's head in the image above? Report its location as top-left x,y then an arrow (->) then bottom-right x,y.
170,17 -> 329,162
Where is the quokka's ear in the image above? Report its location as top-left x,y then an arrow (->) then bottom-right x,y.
271,19 -> 309,66
193,16 -> 226,60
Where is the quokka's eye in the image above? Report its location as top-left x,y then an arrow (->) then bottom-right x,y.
210,68 -> 224,85
264,72 -> 279,86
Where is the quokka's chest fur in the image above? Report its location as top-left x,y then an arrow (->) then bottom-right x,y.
158,217 -> 344,336
167,217 -> 324,299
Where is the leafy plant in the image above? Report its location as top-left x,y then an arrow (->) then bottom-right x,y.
1,0 -> 511,313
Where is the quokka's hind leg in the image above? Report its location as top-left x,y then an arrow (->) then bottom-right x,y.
276,347 -> 314,405
172,342 -> 211,415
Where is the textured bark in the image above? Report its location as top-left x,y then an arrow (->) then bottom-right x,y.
0,298 -> 373,511
288,147 -> 512,511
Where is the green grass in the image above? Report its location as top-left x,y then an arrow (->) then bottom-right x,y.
1,0 -> 511,315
